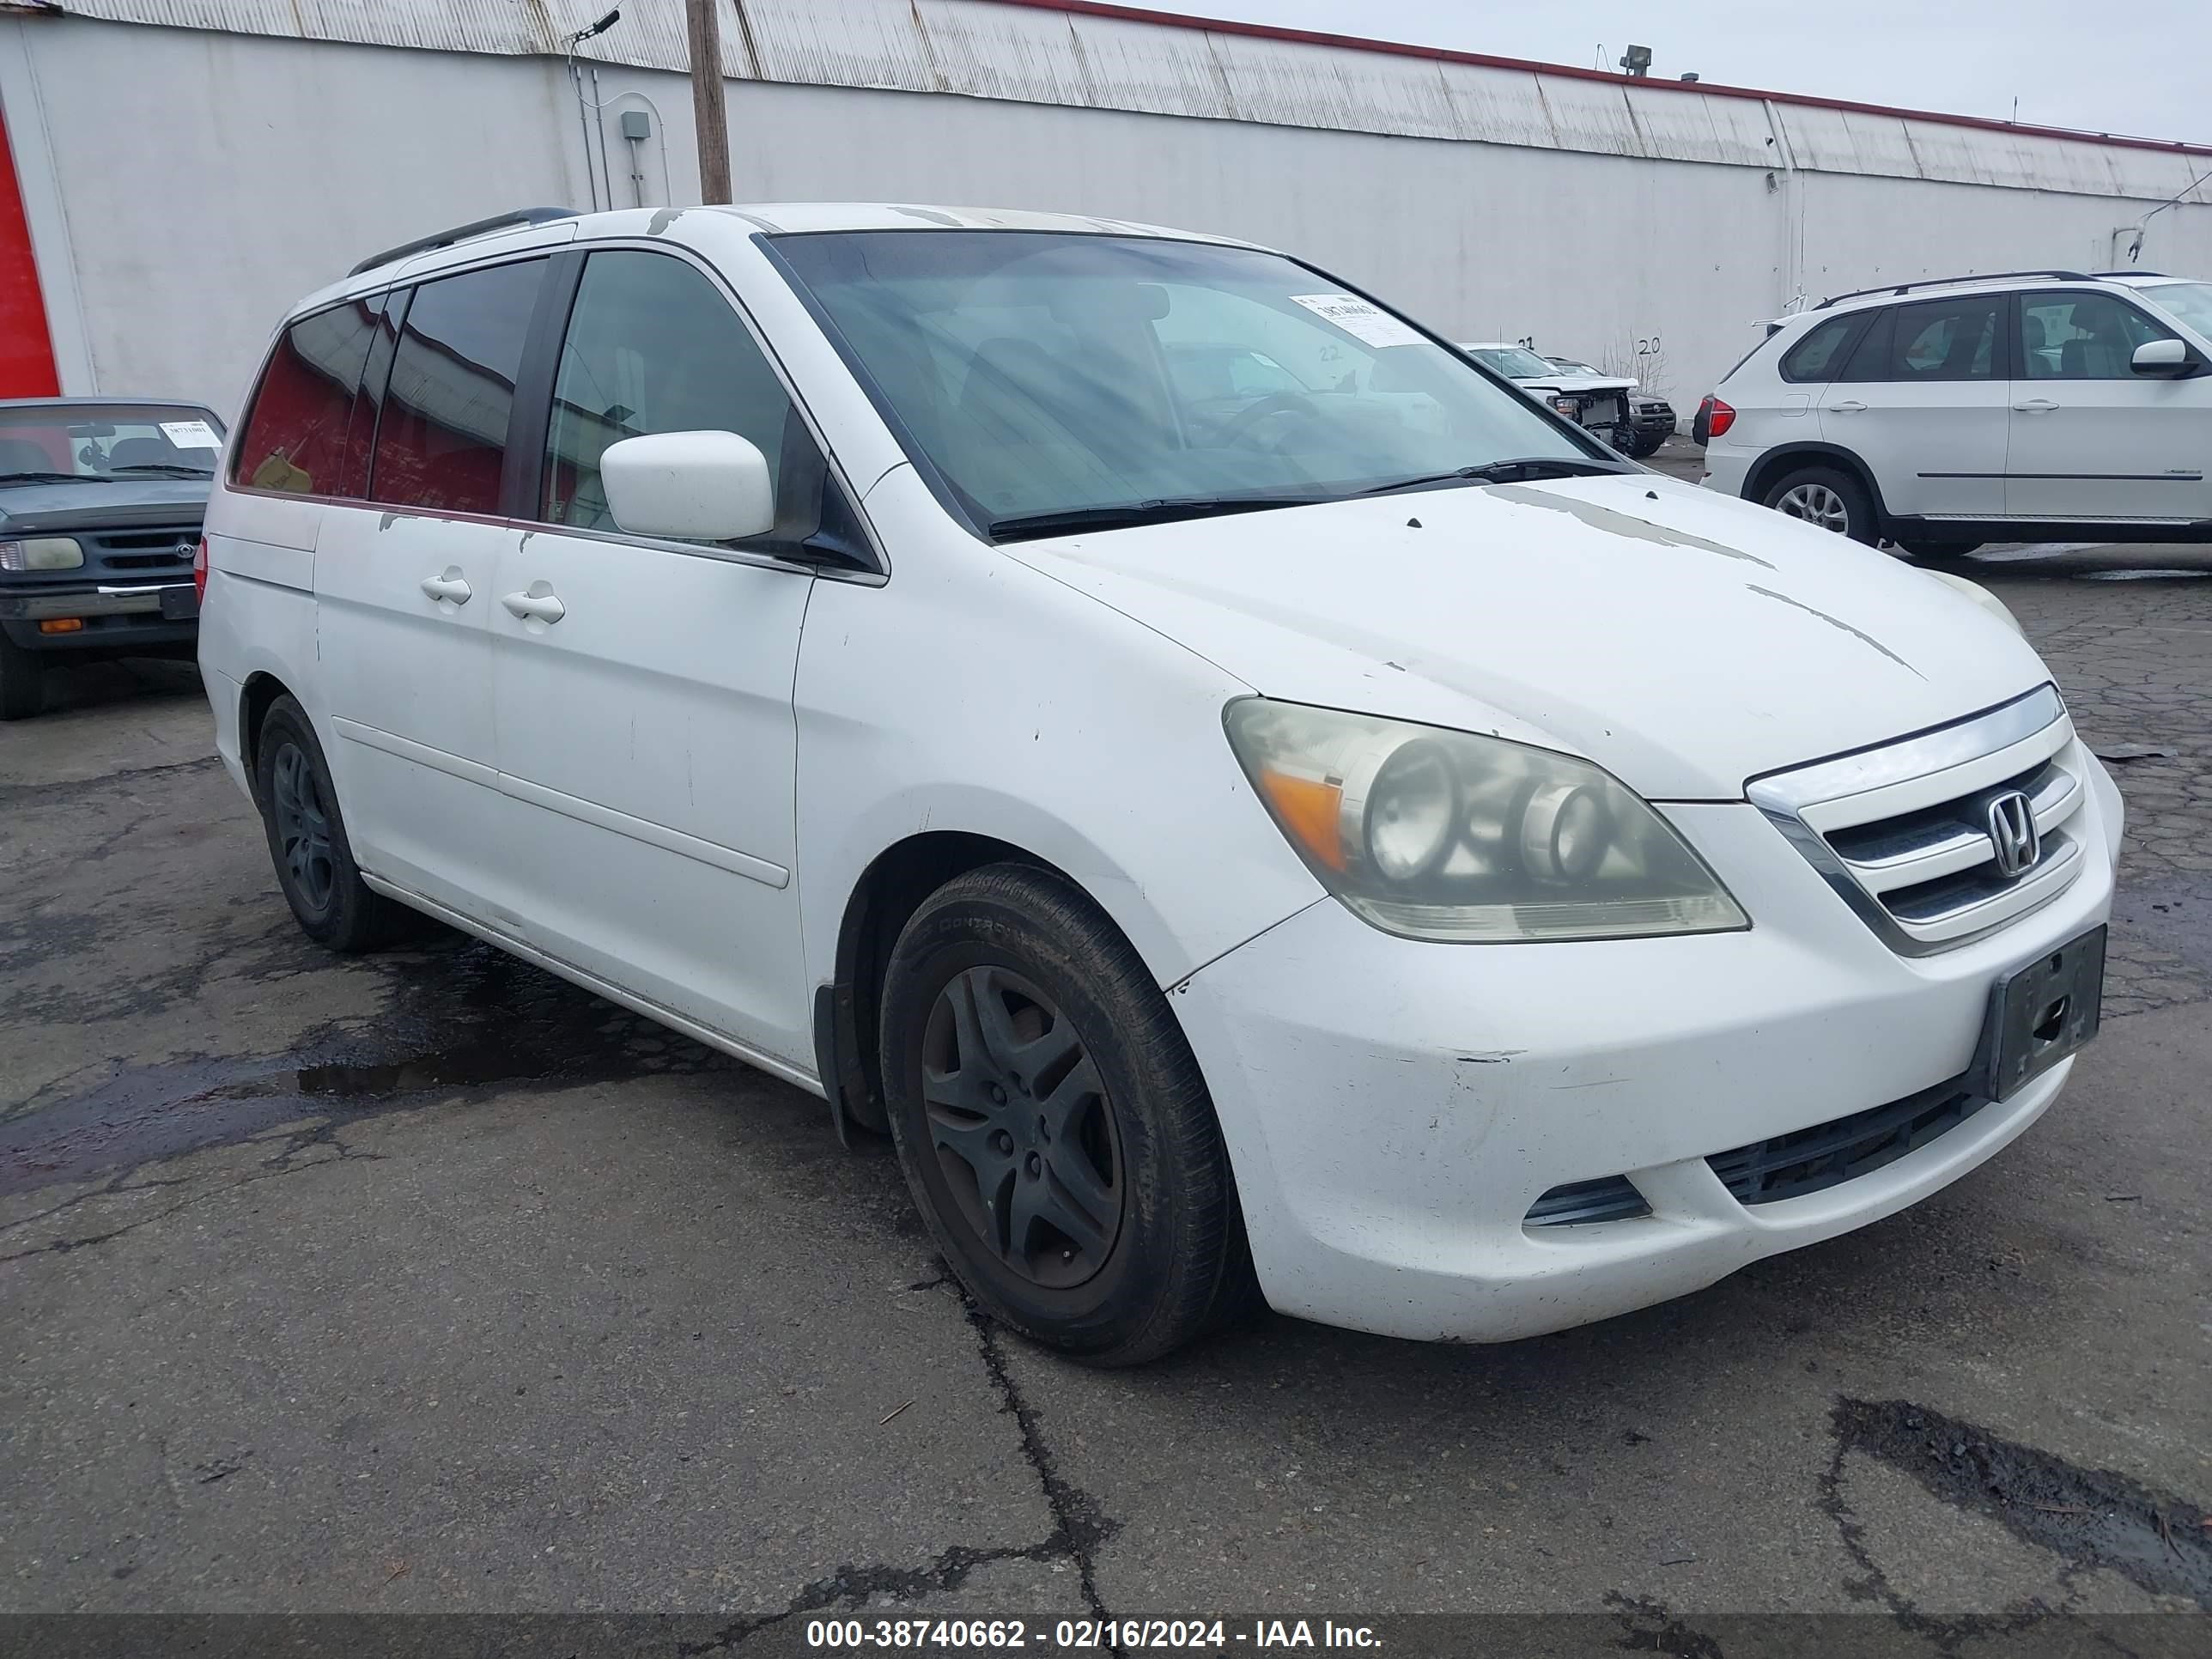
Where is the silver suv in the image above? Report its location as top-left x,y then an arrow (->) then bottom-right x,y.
1696,270 -> 2212,559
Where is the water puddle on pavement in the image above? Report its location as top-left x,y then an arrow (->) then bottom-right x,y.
1836,1398 -> 2212,1606
1,939 -> 739,1197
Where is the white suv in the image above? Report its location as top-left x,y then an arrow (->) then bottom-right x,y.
200,204 -> 2121,1363
1698,270 -> 2212,557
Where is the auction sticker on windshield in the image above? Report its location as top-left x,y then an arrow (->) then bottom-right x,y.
1288,293 -> 1425,349
158,420 -> 222,449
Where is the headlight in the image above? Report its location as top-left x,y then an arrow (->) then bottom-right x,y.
1225,700 -> 1748,943
1923,568 -> 2022,635
0,536 -> 83,572
1549,396 -> 1579,416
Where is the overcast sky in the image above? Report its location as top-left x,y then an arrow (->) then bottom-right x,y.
1183,2 -> 2212,147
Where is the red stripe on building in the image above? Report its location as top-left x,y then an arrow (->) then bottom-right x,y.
0,98 -> 58,398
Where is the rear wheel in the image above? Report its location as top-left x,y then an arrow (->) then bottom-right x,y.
0,633 -> 46,720
878,863 -> 1256,1365
253,696 -> 413,952
1763,464 -> 1878,544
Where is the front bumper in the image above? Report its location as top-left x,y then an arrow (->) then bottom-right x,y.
1175,763 -> 2123,1343
0,581 -> 198,653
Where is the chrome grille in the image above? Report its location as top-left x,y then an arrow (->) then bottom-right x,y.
1748,686 -> 2087,955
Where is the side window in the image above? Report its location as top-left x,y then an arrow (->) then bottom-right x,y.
1856,296 -> 2002,382
1778,315 -> 1862,384
230,301 -> 380,495
370,258 -> 546,515
2019,291 -> 2173,380
338,291 -> 402,500
543,250 -> 803,535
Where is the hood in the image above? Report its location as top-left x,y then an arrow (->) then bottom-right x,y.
0,477 -> 214,535
1006,474 -> 2050,799
1514,373 -> 1638,395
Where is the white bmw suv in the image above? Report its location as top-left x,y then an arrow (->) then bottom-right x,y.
202,204 -> 2121,1363
1698,270 -> 2212,557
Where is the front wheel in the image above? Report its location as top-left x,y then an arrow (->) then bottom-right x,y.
1762,465 -> 1879,544
878,864 -> 1256,1365
0,633 -> 46,720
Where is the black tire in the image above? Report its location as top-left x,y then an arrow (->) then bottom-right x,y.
0,633 -> 46,720
878,863 -> 1257,1365
1761,464 -> 1879,545
252,696 -> 413,952
1626,430 -> 1667,459
1892,538 -> 1983,562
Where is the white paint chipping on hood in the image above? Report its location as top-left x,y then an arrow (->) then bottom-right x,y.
1005,473 -> 2051,800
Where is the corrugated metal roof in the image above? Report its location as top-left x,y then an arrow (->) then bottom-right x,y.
49,0 -> 2212,204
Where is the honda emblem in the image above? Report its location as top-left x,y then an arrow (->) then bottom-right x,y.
1985,790 -> 2039,878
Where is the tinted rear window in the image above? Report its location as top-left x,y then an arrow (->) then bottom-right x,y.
1778,314 -> 1863,383
232,301 -> 380,495
369,258 -> 545,515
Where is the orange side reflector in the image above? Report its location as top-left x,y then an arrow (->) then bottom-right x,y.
38,617 -> 82,634
1259,770 -> 1346,871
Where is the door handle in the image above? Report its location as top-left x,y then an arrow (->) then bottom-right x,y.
2013,398 -> 2061,413
419,569 -> 471,605
1826,399 -> 1867,413
501,584 -> 566,625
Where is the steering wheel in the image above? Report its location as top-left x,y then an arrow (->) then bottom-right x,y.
1214,390 -> 1322,451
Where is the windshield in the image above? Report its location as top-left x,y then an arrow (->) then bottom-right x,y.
2138,281 -> 2212,340
0,403 -> 224,483
1468,347 -> 1559,380
770,232 -> 1589,536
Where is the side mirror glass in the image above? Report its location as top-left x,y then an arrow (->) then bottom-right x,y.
2130,337 -> 2191,375
600,429 -> 775,543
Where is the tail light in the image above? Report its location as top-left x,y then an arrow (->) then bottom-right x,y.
1693,396 -> 1735,443
192,535 -> 209,605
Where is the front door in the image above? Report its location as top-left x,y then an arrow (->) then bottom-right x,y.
2005,289 -> 2212,525
1819,294 -> 2010,520
489,246 -> 818,1067
314,259 -> 546,923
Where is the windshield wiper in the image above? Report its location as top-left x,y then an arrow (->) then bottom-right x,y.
112,464 -> 215,478
1359,456 -> 1632,495
0,471 -> 95,486
988,494 -> 1329,542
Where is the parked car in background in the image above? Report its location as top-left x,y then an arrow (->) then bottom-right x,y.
1461,343 -> 1638,448
204,204 -> 2118,1364
0,398 -> 222,718
1697,270 -> 2212,558
1625,392 -> 1677,458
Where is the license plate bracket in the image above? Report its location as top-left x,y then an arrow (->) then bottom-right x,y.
1972,924 -> 2105,1102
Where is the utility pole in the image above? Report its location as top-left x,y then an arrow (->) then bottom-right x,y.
685,0 -> 732,204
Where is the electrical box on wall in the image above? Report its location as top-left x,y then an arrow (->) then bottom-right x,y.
620,111 -> 651,142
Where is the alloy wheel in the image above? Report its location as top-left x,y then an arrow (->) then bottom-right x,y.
920,964 -> 1124,1289
1776,482 -> 1850,533
270,741 -> 337,913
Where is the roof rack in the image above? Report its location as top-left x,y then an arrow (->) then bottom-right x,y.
2092,268 -> 2169,277
349,208 -> 577,277
1814,269 -> 2089,309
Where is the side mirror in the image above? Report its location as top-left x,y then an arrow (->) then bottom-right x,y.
2130,337 -> 2193,376
600,429 -> 775,543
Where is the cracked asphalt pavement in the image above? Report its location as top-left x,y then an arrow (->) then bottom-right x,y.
3,489 -> 2209,1644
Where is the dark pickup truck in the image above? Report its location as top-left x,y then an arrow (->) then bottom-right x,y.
0,398 -> 224,719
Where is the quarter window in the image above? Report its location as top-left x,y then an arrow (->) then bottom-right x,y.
2019,291 -> 2174,380
542,250 -> 803,536
232,301 -> 380,495
369,258 -> 546,515
1778,315 -> 1862,384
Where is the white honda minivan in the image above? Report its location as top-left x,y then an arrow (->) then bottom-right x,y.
200,204 -> 2123,1364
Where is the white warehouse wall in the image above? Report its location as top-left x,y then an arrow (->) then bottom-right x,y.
5,15 -> 2211,416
